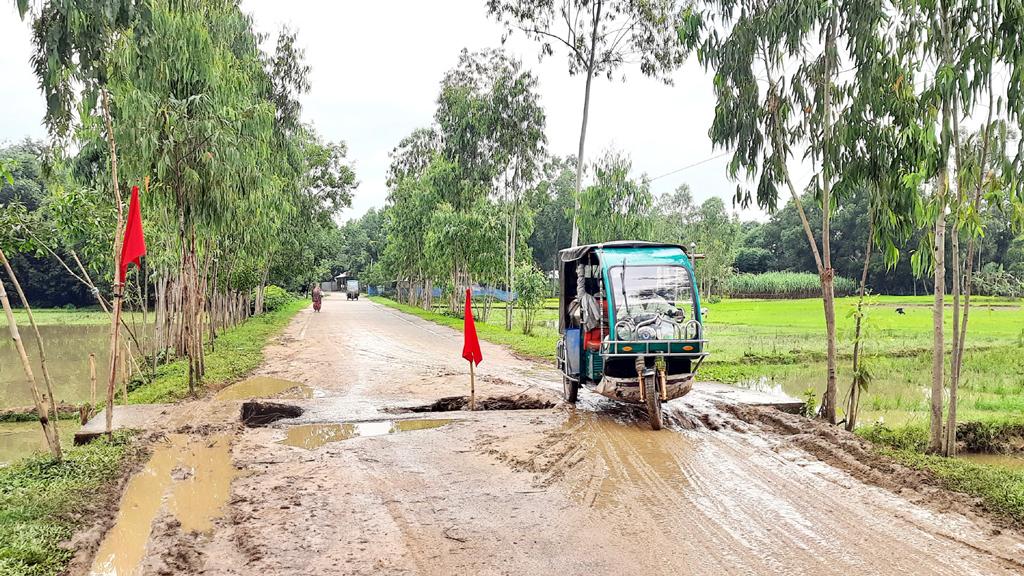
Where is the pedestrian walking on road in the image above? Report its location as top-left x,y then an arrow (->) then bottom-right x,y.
312,284 -> 323,312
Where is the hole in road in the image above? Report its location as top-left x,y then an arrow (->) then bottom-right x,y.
394,395 -> 556,413
279,419 -> 453,450
241,401 -> 303,427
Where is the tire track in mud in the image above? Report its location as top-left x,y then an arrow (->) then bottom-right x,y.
477,400 -> 1024,575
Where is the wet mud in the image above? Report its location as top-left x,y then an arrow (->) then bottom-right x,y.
240,401 -> 303,427
397,395 -> 555,413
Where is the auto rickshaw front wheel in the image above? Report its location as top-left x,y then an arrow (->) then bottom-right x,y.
563,375 -> 578,403
645,374 -> 663,430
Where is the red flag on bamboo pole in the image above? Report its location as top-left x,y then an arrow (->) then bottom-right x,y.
119,185 -> 146,283
462,289 -> 483,365
463,289 -> 482,411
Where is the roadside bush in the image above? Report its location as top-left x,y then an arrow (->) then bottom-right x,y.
261,285 -> 294,312
516,264 -> 548,335
726,272 -> 856,298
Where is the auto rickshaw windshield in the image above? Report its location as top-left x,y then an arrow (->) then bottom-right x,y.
608,265 -> 694,320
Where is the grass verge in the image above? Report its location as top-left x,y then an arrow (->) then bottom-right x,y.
128,299 -> 309,404
859,421 -> 1024,524
0,432 -> 139,576
370,297 -> 556,360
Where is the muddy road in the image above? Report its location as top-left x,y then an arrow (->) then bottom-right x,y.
83,296 -> 1024,576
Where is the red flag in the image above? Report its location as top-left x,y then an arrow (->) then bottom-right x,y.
119,185 -> 146,283
462,288 -> 483,365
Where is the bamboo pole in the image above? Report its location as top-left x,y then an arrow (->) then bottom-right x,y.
0,248 -> 61,433
469,361 -> 476,411
0,274 -> 62,458
102,87 -> 126,439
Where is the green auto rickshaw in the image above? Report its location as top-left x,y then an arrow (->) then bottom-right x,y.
555,241 -> 708,429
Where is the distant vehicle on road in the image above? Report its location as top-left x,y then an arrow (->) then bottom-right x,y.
346,279 -> 360,300
555,241 -> 708,429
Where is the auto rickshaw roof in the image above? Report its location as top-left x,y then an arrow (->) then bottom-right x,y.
558,241 -> 690,263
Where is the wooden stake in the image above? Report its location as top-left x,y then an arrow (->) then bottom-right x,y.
120,348 -> 129,405
89,353 -> 97,407
469,361 -> 476,411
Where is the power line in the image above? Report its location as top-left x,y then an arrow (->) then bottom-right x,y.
649,151 -> 731,181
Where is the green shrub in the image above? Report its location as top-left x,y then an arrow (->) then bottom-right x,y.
261,285 -> 294,312
726,272 -> 856,298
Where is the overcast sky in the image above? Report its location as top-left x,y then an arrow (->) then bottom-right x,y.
1,1 -> 771,221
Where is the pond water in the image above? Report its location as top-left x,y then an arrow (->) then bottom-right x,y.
0,421 -> 77,465
0,325 -> 113,409
959,452 -> 1024,470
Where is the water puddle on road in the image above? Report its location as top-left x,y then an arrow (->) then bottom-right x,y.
959,452 -> 1024,470
280,419 -> 452,450
214,376 -> 312,401
88,433 -> 237,576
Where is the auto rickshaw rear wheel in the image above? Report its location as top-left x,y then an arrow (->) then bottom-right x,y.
563,375 -> 579,403
645,374 -> 662,430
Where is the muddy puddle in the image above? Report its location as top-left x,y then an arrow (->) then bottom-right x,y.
280,419 -> 452,450
959,452 -> 1024,470
89,433 -> 237,576
214,376 -> 312,401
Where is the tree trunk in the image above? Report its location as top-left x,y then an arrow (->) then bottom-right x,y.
846,215 -> 874,431
570,0 -> 603,247
930,172 -> 948,454
817,7 -> 839,425
101,88 -> 126,438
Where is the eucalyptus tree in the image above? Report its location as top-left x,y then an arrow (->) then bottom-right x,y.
689,0 -> 924,423
577,149 -> 654,244
446,49 -> 547,329
111,0 -> 275,391
527,156 -> 576,272
487,0 -> 693,246
17,0 -> 141,433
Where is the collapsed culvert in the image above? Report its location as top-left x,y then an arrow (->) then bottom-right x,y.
394,395 -> 555,413
241,401 -> 303,427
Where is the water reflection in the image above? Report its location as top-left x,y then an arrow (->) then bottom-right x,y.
0,325 -> 111,408
280,419 -> 452,450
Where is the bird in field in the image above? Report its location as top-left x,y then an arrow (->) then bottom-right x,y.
895,307 -> 906,315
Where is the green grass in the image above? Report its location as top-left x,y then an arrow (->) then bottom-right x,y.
127,299 -> 309,404
1,308 -> 114,327
890,451 -> 1024,524
859,438 -> 1024,524
371,297 -> 557,359
0,432 -> 138,576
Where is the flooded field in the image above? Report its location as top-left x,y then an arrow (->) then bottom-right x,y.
0,324 -> 112,409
